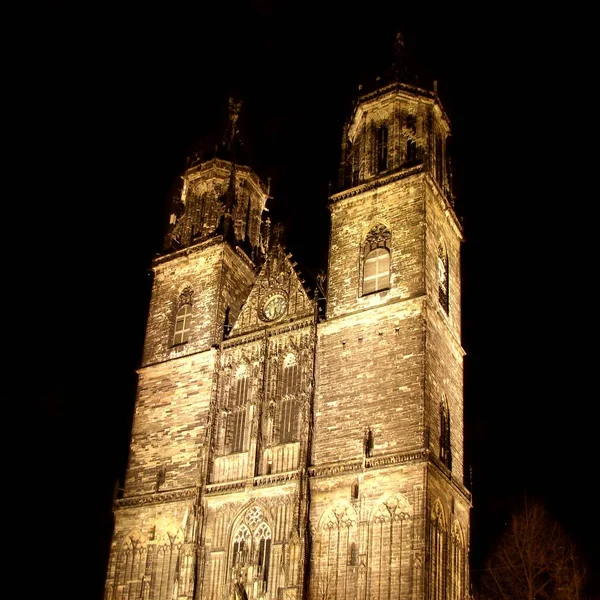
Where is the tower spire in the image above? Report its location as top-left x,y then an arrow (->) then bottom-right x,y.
222,97 -> 242,154
390,31 -> 412,84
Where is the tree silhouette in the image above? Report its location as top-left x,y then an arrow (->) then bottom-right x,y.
479,496 -> 587,600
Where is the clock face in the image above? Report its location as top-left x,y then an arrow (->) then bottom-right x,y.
262,293 -> 287,322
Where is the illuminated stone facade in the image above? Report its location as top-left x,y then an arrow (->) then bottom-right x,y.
104,60 -> 471,600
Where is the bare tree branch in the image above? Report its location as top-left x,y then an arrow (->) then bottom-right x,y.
480,496 -> 587,600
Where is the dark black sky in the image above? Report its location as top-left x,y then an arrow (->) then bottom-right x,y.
26,2 -> 597,599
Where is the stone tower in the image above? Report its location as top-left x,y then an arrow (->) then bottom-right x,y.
104,35 -> 470,600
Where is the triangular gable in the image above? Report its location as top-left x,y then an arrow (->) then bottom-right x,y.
228,243 -> 314,336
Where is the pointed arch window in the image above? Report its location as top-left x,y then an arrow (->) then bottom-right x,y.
440,395 -> 452,470
232,525 -> 251,567
255,522 -> 272,587
450,522 -> 466,600
362,224 -> 391,295
438,241 -> 449,314
430,502 -> 447,600
349,542 -> 358,566
376,124 -> 389,173
279,353 -> 299,443
231,518 -> 272,594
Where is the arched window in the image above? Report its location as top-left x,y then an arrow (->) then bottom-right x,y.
255,522 -> 272,587
438,241 -> 449,314
280,353 -> 299,443
362,224 -> 391,295
230,511 -> 272,595
429,502 -> 447,600
349,542 -> 358,566
439,395 -> 452,469
232,525 -> 251,566
376,124 -> 389,173
450,522 -> 466,600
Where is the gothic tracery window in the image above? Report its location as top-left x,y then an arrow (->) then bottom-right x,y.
370,494 -> 412,600
279,353 -> 300,443
363,224 -> 391,295
231,509 -> 272,594
315,503 -> 358,598
438,241 -> 449,314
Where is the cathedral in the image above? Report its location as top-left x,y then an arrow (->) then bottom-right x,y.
103,35 -> 471,600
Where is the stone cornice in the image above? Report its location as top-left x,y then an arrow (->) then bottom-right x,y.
152,235 -> 225,270
308,449 -> 428,478
253,470 -> 300,488
329,164 -> 424,206
205,470 -> 300,496
114,486 -> 197,509
204,480 -> 246,495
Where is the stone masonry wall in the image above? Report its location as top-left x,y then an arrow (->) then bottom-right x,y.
124,349 -> 216,497
313,300 -> 425,465
142,240 -> 256,366
327,174 -> 426,320
308,462 -> 427,600
423,180 -> 465,481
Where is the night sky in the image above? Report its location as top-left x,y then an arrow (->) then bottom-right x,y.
27,3 -> 597,599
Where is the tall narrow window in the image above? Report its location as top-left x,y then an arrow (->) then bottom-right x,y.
173,304 -> 192,345
227,365 -> 249,453
429,502 -> 447,600
279,353 -> 299,443
435,135 -> 444,186
349,542 -> 358,566
232,525 -> 251,566
363,224 -> 392,295
440,395 -> 451,469
407,138 -> 417,164
376,125 -> 389,173
232,376 -> 248,452
255,522 -> 272,588
438,241 -> 449,314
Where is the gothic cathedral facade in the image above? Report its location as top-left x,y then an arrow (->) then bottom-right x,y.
104,50 -> 471,600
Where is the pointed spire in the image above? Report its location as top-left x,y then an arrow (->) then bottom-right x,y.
222,97 -> 242,153
390,31 -> 411,83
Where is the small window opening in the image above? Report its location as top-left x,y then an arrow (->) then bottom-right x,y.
376,125 -> 389,173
